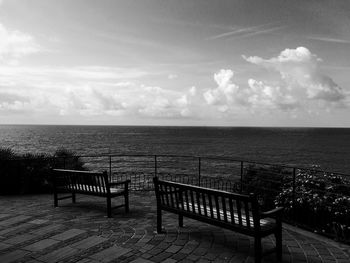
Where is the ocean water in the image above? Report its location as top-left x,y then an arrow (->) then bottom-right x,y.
0,125 -> 349,174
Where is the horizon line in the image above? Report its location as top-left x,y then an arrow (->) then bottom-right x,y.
0,124 -> 349,129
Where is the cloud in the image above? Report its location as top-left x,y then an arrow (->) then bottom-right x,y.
0,65 -> 197,119
0,92 -> 30,113
137,85 -> 196,118
208,23 -> 285,40
203,47 -> 346,118
0,23 -> 41,65
204,69 -> 239,106
203,69 -> 298,113
247,79 -> 299,110
243,47 -> 346,103
168,74 -> 178,80
307,36 -> 350,44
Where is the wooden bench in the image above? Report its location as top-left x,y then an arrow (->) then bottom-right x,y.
52,169 -> 130,217
153,177 -> 283,263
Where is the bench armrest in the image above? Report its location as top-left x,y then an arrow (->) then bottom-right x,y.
260,207 -> 284,219
109,180 -> 131,187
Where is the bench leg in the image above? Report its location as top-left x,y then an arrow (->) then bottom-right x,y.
178,215 -> 183,227
254,236 -> 262,263
54,192 -> 58,207
125,192 -> 129,213
275,225 -> 282,261
107,197 -> 112,218
72,193 -> 76,203
157,207 -> 162,233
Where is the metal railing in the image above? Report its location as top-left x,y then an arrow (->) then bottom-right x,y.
56,153 -> 350,244
0,153 -> 349,243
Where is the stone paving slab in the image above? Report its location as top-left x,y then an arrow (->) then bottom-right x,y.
37,245 -> 79,262
51,228 -> 86,241
89,245 -> 132,262
23,238 -> 59,252
4,233 -> 37,245
0,223 -> 33,236
71,235 -> 107,250
0,214 -> 11,220
0,215 -> 31,227
0,193 -> 349,263
0,249 -> 30,263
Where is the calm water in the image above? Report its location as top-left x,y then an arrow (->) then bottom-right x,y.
0,125 -> 349,174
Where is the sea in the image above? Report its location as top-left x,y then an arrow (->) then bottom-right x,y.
0,125 -> 349,174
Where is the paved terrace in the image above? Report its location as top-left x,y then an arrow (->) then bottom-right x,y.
0,192 -> 349,263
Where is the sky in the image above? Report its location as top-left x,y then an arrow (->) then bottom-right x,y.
0,0 -> 350,127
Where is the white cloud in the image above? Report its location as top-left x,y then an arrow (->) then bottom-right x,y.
203,69 -> 240,106
203,47 -> 346,118
247,79 -> 299,110
208,23 -> 285,40
243,46 -> 346,103
0,64 -> 198,119
168,74 -> 178,80
203,69 -> 298,113
137,85 -> 196,118
0,23 -> 41,65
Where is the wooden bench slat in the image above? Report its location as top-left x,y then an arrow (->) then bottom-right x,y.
214,195 -> 220,220
208,194 -> 214,219
229,197 -> 235,225
170,186 -> 175,208
181,202 -> 273,230
202,193 -> 208,217
245,201 -> 251,229
236,199 -> 243,226
190,190 -> 195,213
222,196 -> 228,223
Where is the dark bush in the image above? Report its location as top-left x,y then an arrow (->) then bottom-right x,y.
53,147 -> 85,170
0,148 -> 15,159
242,164 -> 289,210
0,147 -> 85,194
275,168 -> 350,242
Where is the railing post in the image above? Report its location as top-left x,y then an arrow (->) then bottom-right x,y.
154,155 -> 158,177
292,167 -> 297,225
240,161 -> 244,193
109,155 -> 112,181
63,157 -> 66,169
198,157 -> 201,186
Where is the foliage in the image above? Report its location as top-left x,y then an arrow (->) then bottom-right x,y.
53,147 -> 85,170
242,164 -> 350,242
0,148 -> 15,159
242,164 -> 288,209
0,147 -> 85,194
275,167 -> 350,242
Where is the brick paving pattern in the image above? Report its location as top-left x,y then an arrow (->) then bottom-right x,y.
0,192 -> 349,263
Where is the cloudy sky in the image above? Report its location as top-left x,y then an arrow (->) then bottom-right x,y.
0,0 -> 349,127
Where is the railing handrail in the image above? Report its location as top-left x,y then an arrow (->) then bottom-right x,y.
1,153 -> 349,177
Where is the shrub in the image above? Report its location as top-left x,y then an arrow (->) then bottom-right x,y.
53,147 -> 85,170
0,148 -> 15,159
0,147 -> 85,194
242,164 -> 288,209
275,168 -> 350,242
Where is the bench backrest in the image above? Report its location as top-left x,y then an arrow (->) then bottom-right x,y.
53,169 -> 110,195
153,177 -> 261,231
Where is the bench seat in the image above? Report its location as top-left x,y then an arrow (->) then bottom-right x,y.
66,184 -> 125,195
182,202 -> 275,232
